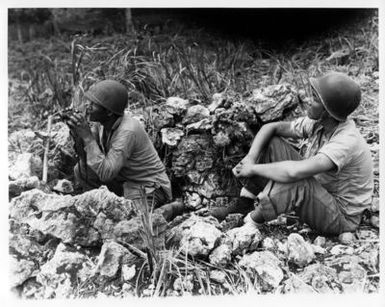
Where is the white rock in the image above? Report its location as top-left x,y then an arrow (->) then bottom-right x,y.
186,118 -> 212,131
313,236 -> 326,247
94,241 -> 135,278
182,105 -> 210,125
239,251 -> 284,291
370,216 -> 379,228
209,244 -> 232,266
298,263 -> 338,294
311,244 -> 326,254
370,197 -> 379,212
184,192 -> 202,209
287,233 -> 315,267
338,263 -> 367,293
36,243 -> 94,297
325,255 -> 367,293
330,244 -> 354,256
356,229 -> 378,241
9,153 -> 43,180
160,128 -> 184,147
277,240 -> 288,254
9,256 -> 36,288
208,93 -> 225,113
121,264 -> 136,281
213,131 -> 231,147
226,224 -> 263,255
9,176 -> 40,197
209,270 -> 227,284
165,97 -> 189,115
172,215 -> 222,257
278,274 -> 316,294
261,237 -> 276,251
173,275 -> 194,292
53,179 -> 74,194
338,232 -> 356,245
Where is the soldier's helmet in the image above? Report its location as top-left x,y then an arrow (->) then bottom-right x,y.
309,72 -> 361,121
84,80 -> 128,116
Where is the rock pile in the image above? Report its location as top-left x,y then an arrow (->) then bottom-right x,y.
133,85 -> 300,210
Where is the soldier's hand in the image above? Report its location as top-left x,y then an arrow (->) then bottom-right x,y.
67,113 -> 93,143
232,159 -> 255,178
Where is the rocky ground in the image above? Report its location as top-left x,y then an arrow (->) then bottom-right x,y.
8,87 -> 379,298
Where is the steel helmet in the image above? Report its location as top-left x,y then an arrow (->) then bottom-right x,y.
84,80 -> 128,116
309,72 -> 361,121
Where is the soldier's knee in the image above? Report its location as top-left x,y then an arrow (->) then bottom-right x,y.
268,136 -> 284,149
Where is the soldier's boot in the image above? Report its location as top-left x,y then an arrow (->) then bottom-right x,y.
209,197 -> 255,222
158,199 -> 185,222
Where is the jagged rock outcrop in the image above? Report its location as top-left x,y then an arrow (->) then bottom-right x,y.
36,243 -> 94,298
10,256 -> 36,288
166,215 -> 222,257
9,186 -> 170,249
9,176 -> 40,198
297,263 -> 339,294
9,153 -> 43,181
287,233 -> 315,267
94,241 -> 136,278
209,244 -> 232,266
53,179 -> 74,194
224,225 -> 263,255
238,250 -> 284,291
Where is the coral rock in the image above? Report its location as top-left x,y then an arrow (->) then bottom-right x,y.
173,275 -> 194,292
370,197 -> 379,212
53,179 -> 74,194
36,243 -> 94,298
209,244 -> 232,266
278,275 -> 316,294
9,176 -> 40,198
330,245 -> 354,256
225,224 -> 262,255
94,241 -> 136,278
338,232 -> 356,245
249,84 -> 298,122
9,153 -> 43,181
324,255 -> 367,293
182,105 -> 210,125
298,263 -> 339,294
121,264 -> 136,281
208,93 -> 225,113
10,256 -> 36,288
167,215 -> 222,257
287,233 -> 315,267
165,97 -> 189,116
209,270 -> 227,284
261,237 -> 276,251
239,251 -> 284,291
161,127 -> 184,147
113,211 -> 168,251
313,236 -> 326,247
10,187 -> 136,247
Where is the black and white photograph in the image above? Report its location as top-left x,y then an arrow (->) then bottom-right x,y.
4,3 -> 383,305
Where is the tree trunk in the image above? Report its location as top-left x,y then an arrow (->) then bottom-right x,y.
16,21 -> 23,43
125,8 -> 134,33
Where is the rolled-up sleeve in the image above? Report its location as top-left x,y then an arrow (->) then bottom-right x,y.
289,116 -> 315,139
84,129 -> 135,182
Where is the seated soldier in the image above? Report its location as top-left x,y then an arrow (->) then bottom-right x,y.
208,72 -> 374,236
67,80 -> 179,216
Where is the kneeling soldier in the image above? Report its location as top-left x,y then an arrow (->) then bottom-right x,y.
67,80 -> 173,211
